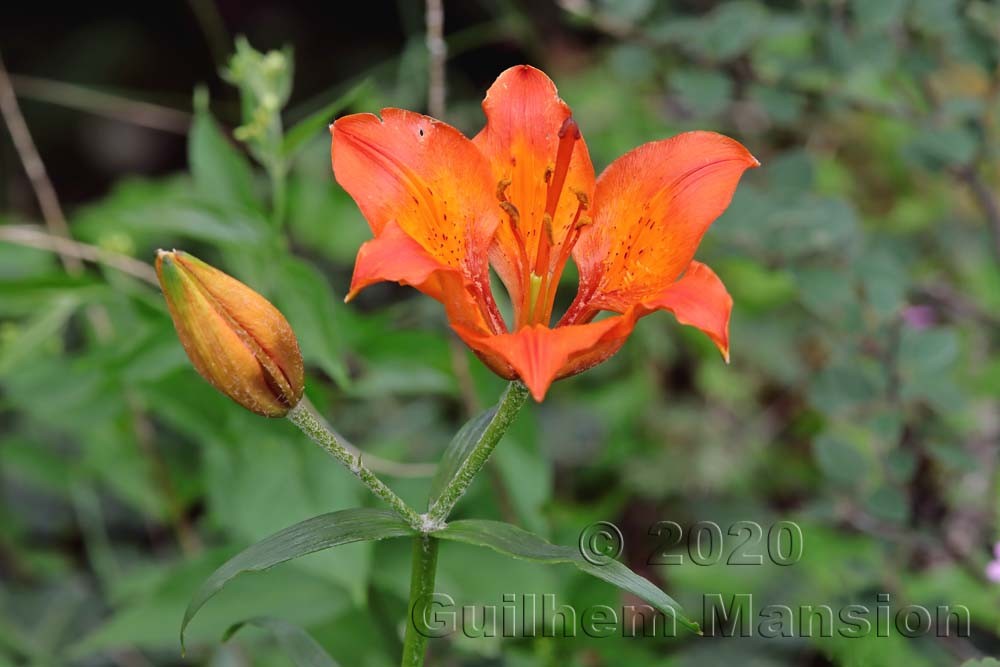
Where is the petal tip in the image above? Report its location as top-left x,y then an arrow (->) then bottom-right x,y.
524,378 -> 550,402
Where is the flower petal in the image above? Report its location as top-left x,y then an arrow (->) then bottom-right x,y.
569,131 -> 757,319
637,261 -> 733,362
473,65 -> 596,313
332,109 -> 497,274
454,316 -> 635,401
348,220 -> 494,333
332,108 -> 504,332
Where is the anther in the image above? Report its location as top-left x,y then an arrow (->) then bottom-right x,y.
496,178 -> 512,202
500,201 -> 521,227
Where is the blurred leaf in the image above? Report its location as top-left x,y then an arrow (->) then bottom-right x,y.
189,90 -> 261,213
0,275 -> 105,316
795,267 -> 856,319
181,508 -> 413,647
202,429 -> 377,605
859,246 -> 907,318
224,617 -> 338,667
597,0 -> 653,23
71,548 -> 349,657
653,2 -> 769,61
435,519 -> 700,634
494,433 -> 551,535
851,0 -> 908,30
275,256 -> 349,387
670,68 -> 732,117
749,84 -> 804,125
283,79 -> 372,160
812,433 -> 870,487
0,297 -> 78,376
905,126 -> 978,169
865,484 -> 909,523
898,327 -> 963,410
810,362 -> 884,414
74,178 -> 265,245
428,404 -> 497,505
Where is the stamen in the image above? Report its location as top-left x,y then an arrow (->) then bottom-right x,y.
497,179 -> 531,328
496,178 -> 512,203
543,117 -> 580,220
539,198 -> 592,327
499,201 -> 520,228
533,214 -> 554,275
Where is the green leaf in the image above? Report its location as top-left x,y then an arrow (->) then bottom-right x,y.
434,519 -> 701,634
671,68 -> 733,117
428,405 -> 498,504
181,508 -> 414,648
283,79 -> 373,160
812,433 -> 870,487
275,256 -> 349,388
0,275 -> 105,316
224,617 -> 339,667
189,90 -> 260,212
0,296 -> 79,376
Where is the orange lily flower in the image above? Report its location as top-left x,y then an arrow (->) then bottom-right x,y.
331,65 -> 758,401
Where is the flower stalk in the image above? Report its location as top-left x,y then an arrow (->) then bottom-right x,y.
425,381 -> 529,527
400,534 -> 440,666
287,400 -> 424,531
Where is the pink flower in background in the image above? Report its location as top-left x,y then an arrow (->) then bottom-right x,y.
987,543 -> 1000,583
901,305 -> 936,330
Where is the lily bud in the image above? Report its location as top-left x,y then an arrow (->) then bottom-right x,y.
155,250 -> 304,417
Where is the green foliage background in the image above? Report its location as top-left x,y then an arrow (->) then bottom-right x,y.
1,1 -> 999,665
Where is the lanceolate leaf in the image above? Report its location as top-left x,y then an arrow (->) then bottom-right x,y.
427,405 -> 498,504
189,89 -> 260,213
181,508 -> 414,648
224,616 -> 339,667
435,519 -> 701,635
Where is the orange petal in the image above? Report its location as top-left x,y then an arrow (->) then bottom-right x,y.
637,261 -> 733,362
473,65 -> 595,314
347,220 -> 452,301
571,131 -> 757,317
348,220 -> 494,334
332,109 -> 497,273
332,108 -> 504,332
453,316 -> 635,401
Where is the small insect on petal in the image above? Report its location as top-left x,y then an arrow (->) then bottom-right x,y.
155,250 -> 305,417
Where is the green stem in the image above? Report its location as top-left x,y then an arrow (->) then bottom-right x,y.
425,381 -> 529,526
287,401 -> 424,531
268,160 -> 287,230
400,535 -> 439,667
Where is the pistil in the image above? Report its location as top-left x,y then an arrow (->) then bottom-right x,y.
499,116 -> 590,329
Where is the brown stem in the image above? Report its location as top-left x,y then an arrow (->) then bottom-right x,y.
0,225 -> 159,285
425,0 -> 446,119
0,54 -> 81,275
